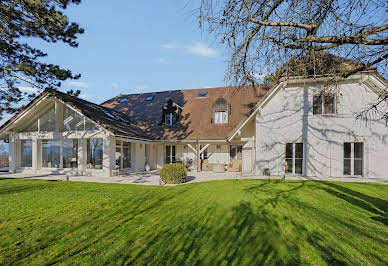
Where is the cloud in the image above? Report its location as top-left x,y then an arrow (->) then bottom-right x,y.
184,42 -> 217,57
67,81 -> 89,88
161,43 -> 178,49
19,86 -> 40,94
79,93 -> 95,100
161,41 -> 217,57
111,83 -> 120,89
154,57 -> 168,64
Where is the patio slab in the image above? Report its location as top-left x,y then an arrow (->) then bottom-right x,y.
1,171 -> 387,185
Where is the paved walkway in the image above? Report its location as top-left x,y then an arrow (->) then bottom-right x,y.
1,171 -> 387,185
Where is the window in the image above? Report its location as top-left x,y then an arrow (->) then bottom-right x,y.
198,92 -> 207,97
214,111 -> 228,124
63,140 -> 78,168
200,145 -> 208,160
313,93 -> 336,114
212,97 -> 229,124
230,145 -> 242,160
20,140 -> 32,167
166,145 -> 176,164
42,140 -> 61,168
87,139 -> 103,169
39,106 -> 56,132
145,96 -> 154,101
344,142 -> 363,176
165,113 -> 176,126
119,98 -> 127,103
285,143 -> 303,174
115,140 -> 132,169
63,106 -> 84,131
123,142 -> 131,169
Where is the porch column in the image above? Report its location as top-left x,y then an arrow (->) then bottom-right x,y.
32,138 -> 38,173
196,140 -> 201,171
78,139 -> 85,175
9,134 -> 16,173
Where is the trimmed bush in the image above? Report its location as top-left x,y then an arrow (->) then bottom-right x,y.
160,163 -> 187,184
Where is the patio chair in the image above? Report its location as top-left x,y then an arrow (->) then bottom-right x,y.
227,160 -> 242,172
202,159 -> 213,171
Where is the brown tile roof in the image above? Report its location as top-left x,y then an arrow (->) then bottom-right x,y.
102,85 -> 273,140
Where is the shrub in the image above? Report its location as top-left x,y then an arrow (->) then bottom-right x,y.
160,163 -> 187,184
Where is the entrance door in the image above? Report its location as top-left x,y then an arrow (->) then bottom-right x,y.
344,142 -> 363,176
166,145 -> 176,164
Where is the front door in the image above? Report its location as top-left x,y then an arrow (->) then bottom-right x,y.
166,145 -> 176,164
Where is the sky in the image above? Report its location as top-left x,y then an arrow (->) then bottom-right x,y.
26,0 -> 228,104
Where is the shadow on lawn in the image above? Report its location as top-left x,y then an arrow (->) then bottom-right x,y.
322,182 -> 388,226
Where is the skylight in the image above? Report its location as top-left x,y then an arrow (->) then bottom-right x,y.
119,98 -> 127,103
145,96 -> 154,101
198,92 -> 207,97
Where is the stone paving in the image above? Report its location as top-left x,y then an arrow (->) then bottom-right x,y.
1,170 -> 387,185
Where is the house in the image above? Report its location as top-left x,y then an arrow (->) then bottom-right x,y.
0,69 -> 387,179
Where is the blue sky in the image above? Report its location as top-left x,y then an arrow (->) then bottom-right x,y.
28,1 -> 228,104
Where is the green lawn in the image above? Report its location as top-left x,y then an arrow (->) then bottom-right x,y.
0,178 -> 387,265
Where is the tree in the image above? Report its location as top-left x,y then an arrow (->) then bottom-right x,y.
198,0 -> 388,123
0,0 -> 84,118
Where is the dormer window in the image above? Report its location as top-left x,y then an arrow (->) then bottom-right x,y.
165,113 -> 176,126
313,93 -> 336,114
145,96 -> 154,101
212,97 -> 230,124
162,99 -> 181,126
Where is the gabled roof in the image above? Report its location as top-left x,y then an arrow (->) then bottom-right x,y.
102,84 -> 273,140
0,89 -> 151,140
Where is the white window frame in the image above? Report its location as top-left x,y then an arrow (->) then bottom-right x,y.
343,142 -> 364,176
166,145 -> 176,164
285,143 -> 304,175
313,93 -> 337,115
165,113 -> 174,126
115,140 -> 132,170
214,111 -> 228,124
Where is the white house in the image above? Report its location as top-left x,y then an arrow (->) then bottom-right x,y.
0,69 -> 387,179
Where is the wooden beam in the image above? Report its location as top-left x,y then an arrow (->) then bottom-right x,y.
200,144 -> 210,154
186,144 -> 197,155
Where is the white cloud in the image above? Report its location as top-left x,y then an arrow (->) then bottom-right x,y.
184,42 -> 217,57
111,83 -> 119,89
79,93 -> 95,100
67,81 -> 89,88
155,57 -> 168,64
161,43 -> 178,49
19,86 -> 40,94
161,41 -> 217,58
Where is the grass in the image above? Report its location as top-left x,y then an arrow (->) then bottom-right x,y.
0,178 -> 387,265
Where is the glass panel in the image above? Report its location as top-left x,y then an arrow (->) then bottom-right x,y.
166,145 -> 170,163
295,143 -> 303,159
313,95 -> 322,114
42,140 -> 60,168
295,159 -> 303,174
63,106 -> 84,131
39,106 -> 56,132
230,145 -> 242,160
20,140 -> 32,167
115,147 -> 121,169
286,159 -> 293,173
214,111 -> 228,124
85,118 -> 98,130
123,142 -> 131,168
354,143 -> 363,159
200,145 -> 208,160
354,159 -> 363,176
87,139 -> 103,169
172,145 -> 176,163
344,143 -> 351,159
21,118 -> 38,132
63,140 -> 78,168
344,159 -> 351,175
324,94 -> 335,114
285,143 -> 293,159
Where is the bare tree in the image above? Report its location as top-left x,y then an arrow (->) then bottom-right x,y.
198,0 -> 388,123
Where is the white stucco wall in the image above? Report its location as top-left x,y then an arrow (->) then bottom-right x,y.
255,79 -> 388,178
